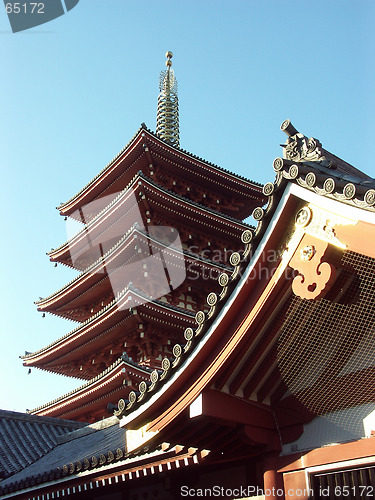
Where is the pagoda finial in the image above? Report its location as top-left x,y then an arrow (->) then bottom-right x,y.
166,50 -> 173,67
156,51 -> 180,148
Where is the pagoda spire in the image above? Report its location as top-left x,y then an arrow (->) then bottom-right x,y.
156,51 -> 180,148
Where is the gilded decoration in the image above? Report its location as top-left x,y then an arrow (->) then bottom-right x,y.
286,204 -> 357,300
300,245 -> 315,261
295,206 -> 312,228
289,235 -> 336,300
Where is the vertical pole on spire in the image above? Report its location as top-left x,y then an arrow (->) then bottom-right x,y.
156,51 -> 180,148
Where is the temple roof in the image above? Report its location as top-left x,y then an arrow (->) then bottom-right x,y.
49,171 -> 252,268
0,415 -> 207,499
0,410 -> 85,480
57,126 -> 264,221
0,416 -> 126,490
106,121 -> 375,425
36,225 -> 230,320
31,120 -> 375,423
27,358 -> 153,422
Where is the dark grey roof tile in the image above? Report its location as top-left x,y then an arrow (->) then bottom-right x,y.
0,410 -> 85,480
0,417 -> 124,490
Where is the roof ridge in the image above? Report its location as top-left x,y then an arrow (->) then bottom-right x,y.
110,133 -> 375,420
299,160 -> 375,185
270,156 -> 375,210
143,125 -> 263,188
139,171 -> 255,228
0,410 -> 85,428
58,125 -> 263,212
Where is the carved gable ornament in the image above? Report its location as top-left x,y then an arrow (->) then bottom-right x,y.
280,119 -> 329,165
286,205 -> 357,301
289,234 -> 336,300
279,119 -> 373,182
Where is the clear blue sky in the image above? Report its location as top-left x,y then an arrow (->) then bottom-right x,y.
1,0 -> 374,413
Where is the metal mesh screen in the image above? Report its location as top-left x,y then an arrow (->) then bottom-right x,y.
277,250 -> 375,432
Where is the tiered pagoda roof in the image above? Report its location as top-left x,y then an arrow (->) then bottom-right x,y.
57,126 -> 264,222
24,287 -> 197,379
36,225 -> 231,322
47,172 -> 252,272
25,100 -> 265,422
27,357 -> 154,423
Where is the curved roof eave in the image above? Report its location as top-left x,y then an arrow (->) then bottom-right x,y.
29,357 -> 152,416
58,125 -> 264,216
48,170 -> 254,264
58,127 -> 146,213
113,156 -> 375,431
37,226 -> 231,310
24,288 -> 196,367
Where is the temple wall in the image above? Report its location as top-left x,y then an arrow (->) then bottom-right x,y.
282,403 -> 375,455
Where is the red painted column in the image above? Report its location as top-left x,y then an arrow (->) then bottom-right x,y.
263,452 -> 285,500
283,471 -> 310,500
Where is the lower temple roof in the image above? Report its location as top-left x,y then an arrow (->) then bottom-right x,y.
0,410 -> 85,480
0,414 -> 207,498
0,416 -> 124,491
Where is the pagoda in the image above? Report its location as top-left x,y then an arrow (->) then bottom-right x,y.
3,109 -> 375,499
22,52 -> 265,423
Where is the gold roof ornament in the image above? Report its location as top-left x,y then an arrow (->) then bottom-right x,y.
156,51 -> 180,148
